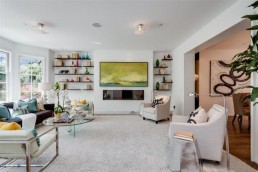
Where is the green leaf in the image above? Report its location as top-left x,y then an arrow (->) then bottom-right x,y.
247,25 -> 258,30
251,87 -> 258,101
243,14 -> 258,21
248,1 -> 258,9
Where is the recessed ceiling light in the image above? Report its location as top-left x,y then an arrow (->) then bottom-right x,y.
92,23 -> 102,28
134,24 -> 145,35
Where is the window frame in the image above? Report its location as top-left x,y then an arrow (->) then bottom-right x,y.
0,50 -> 10,102
19,55 -> 46,100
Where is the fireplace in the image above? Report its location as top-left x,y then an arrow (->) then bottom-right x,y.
103,90 -> 144,100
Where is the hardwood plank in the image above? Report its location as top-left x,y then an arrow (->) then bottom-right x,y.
227,116 -> 258,170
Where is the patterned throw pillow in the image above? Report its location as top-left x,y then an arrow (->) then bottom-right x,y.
18,99 -> 38,113
37,99 -> 45,111
0,105 -> 11,120
12,105 -> 30,116
187,107 -> 208,124
152,98 -> 163,108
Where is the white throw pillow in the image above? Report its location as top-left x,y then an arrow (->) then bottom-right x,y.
188,108 -> 208,124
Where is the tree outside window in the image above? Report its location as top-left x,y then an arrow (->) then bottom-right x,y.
20,56 -> 43,100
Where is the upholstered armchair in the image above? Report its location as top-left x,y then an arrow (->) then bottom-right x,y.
169,104 -> 227,162
0,126 -> 58,172
142,95 -> 171,124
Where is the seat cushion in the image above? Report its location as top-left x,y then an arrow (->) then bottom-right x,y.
143,107 -> 155,114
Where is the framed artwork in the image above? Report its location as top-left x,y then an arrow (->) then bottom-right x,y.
100,62 -> 148,87
210,60 -> 250,96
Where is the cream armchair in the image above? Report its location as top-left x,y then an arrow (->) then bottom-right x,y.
0,126 -> 58,172
142,95 -> 171,124
169,104 -> 227,162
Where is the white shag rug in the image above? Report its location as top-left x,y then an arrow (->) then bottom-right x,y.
0,115 -> 257,172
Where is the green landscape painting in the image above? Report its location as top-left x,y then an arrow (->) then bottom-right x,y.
100,62 -> 148,87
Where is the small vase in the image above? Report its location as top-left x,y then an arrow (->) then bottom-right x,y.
76,59 -> 79,66
156,59 -> 160,67
156,82 -> 160,90
86,52 -> 90,59
163,76 -> 166,83
54,113 -> 61,120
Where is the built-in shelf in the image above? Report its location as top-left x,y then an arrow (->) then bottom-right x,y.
59,81 -> 93,83
153,66 -> 168,68
66,89 -> 94,90
154,89 -> 171,91
161,81 -> 173,83
53,66 -> 94,67
55,74 -> 93,75
55,58 -> 91,60
161,59 -> 172,61
154,74 -> 170,75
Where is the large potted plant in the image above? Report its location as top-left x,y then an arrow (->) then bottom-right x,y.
53,82 -> 69,120
230,0 -> 258,104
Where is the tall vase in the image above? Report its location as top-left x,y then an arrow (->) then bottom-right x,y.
76,59 -> 79,66
156,59 -> 160,67
156,82 -> 160,90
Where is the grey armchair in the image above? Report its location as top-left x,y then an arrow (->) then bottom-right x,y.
142,95 -> 171,124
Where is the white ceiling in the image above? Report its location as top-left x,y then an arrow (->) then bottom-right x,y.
0,0 -> 238,51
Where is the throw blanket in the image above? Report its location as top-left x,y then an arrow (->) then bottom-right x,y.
18,113 -> 36,129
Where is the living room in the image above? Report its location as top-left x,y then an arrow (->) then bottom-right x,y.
1,0 -> 258,171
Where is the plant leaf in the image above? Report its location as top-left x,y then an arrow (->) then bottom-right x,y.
248,1 -> 258,9
243,14 -> 258,21
247,25 -> 258,30
251,87 -> 258,101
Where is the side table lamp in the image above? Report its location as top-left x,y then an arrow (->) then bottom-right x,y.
38,82 -> 51,104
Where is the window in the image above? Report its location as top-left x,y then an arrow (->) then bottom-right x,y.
0,51 -> 9,102
20,56 -> 43,100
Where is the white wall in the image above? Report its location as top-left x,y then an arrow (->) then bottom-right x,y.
94,50 -> 153,114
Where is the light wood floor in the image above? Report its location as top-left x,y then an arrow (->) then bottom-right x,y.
228,116 -> 258,170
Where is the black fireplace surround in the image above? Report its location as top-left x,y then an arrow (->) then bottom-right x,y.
103,90 -> 144,100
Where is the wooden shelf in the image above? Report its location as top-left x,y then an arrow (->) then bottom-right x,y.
55,58 -> 91,60
154,74 -> 170,75
154,89 -> 171,91
154,66 -> 168,68
59,81 -> 93,83
55,74 -> 93,75
161,59 -> 172,61
161,81 -> 173,83
66,89 -> 94,90
53,66 -> 94,67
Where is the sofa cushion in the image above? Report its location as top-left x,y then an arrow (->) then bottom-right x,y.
0,122 -> 22,130
36,99 -> 45,111
18,99 -> 38,113
188,108 -> 208,124
0,105 -> 11,120
35,110 -> 53,124
143,107 -> 156,114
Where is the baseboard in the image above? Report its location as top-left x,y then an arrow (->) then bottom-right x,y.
95,111 -> 140,115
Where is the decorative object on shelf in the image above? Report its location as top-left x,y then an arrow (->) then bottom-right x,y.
57,54 -> 62,58
81,54 -> 85,59
76,58 -> 79,66
159,69 -> 165,74
70,69 -> 77,74
86,61 -> 91,66
164,55 -> 166,59
60,83 -> 66,90
72,60 -> 74,66
59,70 -> 69,74
160,63 -> 167,67
163,84 -> 169,90
85,77 -> 91,82
86,85 -> 91,90
38,82 -> 51,103
72,53 -> 79,59
55,60 -> 63,66
62,54 -> 69,59
85,67 -> 90,74
85,52 -> 90,59
156,82 -> 160,90
167,54 -> 172,59
156,59 -> 160,67
163,76 -> 166,83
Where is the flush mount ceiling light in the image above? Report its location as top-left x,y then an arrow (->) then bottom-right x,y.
134,24 -> 145,35
32,23 -> 48,34
92,23 -> 102,28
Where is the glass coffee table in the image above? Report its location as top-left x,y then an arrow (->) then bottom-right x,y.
43,115 -> 95,137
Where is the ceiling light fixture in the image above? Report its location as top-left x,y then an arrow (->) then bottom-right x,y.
33,23 -> 48,34
134,24 -> 145,35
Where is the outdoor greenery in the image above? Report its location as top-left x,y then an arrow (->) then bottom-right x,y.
230,0 -> 258,105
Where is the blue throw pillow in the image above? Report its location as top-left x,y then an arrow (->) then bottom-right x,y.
18,99 -> 38,113
0,105 -> 11,120
82,103 -> 90,111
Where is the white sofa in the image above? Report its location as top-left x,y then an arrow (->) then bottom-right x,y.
169,104 -> 227,162
142,95 -> 171,124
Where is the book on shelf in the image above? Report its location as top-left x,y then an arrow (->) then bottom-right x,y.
173,130 -> 194,141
